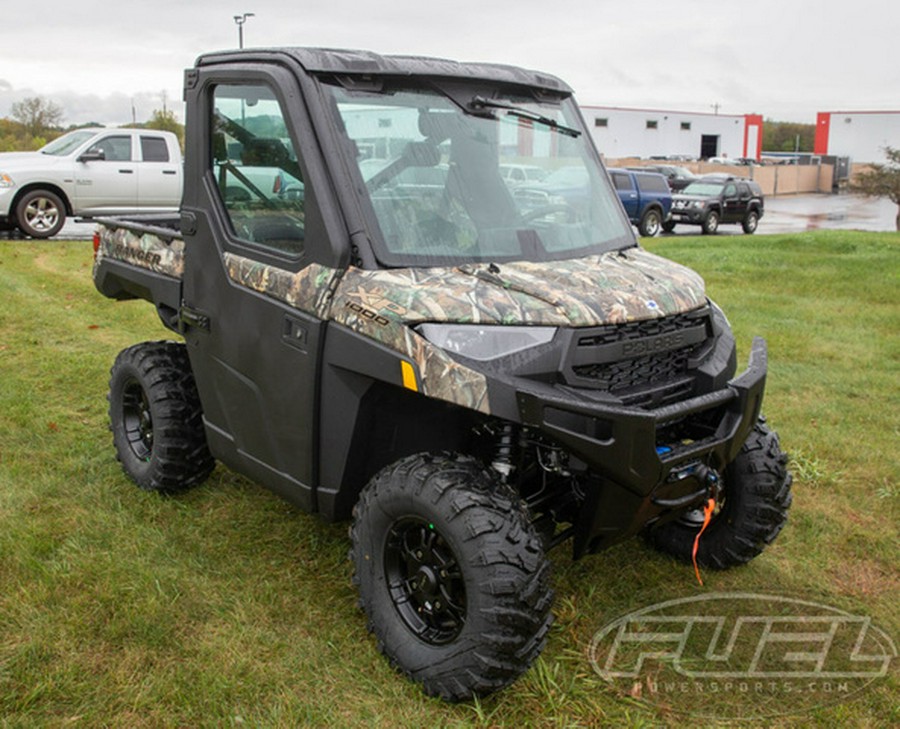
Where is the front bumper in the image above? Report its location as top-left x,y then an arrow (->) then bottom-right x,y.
0,187 -> 15,218
670,206 -> 706,224
517,337 -> 768,556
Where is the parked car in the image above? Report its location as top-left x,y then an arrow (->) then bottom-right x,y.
631,164 -> 697,191
512,164 -> 591,213
499,163 -> 548,186
609,168 -> 672,236
667,175 -> 764,234
0,128 -> 182,238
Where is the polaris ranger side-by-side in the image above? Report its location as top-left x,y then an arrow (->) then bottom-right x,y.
92,48 -> 791,701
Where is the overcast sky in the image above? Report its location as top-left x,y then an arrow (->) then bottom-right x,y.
1,0 -> 897,127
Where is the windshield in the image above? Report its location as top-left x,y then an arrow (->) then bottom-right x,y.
683,181 -> 725,196
40,130 -> 97,156
325,83 -> 632,266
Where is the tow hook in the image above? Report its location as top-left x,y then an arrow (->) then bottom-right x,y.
697,465 -> 722,501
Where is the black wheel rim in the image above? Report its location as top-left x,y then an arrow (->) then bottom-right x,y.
383,517 -> 466,645
122,378 -> 153,462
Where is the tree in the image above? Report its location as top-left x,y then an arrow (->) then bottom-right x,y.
762,120 -> 815,154
850,147 -> 900,231
9,96 -> 64,138
144,108 -> 184,151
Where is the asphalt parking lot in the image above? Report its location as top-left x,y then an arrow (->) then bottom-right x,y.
0,193 -> 896,241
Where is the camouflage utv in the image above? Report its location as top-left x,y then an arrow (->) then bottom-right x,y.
92,48 -> 792,701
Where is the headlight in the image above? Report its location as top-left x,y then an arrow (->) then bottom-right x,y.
0,173 -> 15,188
690,200 -> 704,209
417,323 -> 556,361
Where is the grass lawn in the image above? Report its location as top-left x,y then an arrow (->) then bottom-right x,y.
0,231 -> 897,727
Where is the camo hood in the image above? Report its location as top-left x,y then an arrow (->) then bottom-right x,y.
331,247 -> 706,328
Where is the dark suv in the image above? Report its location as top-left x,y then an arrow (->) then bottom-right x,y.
666,175 -> 764,234
630,164 -> 697,191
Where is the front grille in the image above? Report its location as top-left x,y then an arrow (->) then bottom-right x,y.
513,189 -> 551,208
563,309 -> 711,408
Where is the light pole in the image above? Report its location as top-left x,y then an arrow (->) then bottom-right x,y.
234,13 -> 254,49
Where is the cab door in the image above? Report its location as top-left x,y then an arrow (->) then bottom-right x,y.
73,133 -> 138,212
611,171 -> 639,220
721,181 -> 742,222
137,134 -> 181,207
180,67 -> 344,511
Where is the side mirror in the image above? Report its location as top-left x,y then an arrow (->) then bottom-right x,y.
78,149 -> 106,163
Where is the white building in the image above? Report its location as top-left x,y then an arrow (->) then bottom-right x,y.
814,111 -> 900,164
581,105 -> 763,162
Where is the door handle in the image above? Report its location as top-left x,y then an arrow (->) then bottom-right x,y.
118,169 -> 134,174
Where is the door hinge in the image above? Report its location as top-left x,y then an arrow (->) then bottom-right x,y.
180,304 -> 210,332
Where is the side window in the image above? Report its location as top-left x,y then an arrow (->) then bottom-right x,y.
738,182 -> 751,200
611,172 -> 633,191
90,135 -> 132,161
724,183 -> 737,198
141,136 -> 170,162
211,83 -> 305,257
636,175 -> 668,193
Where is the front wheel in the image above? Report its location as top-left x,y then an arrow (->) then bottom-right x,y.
108,341 -> 214,493
350,453 -> 554,701
645,419 -> 792,569
638,208 -> 662,237
701,209 -> 720,235
16,189 -> 66,238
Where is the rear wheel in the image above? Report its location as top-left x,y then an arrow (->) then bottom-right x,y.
742,210 -> 759,234
638,207 -> 662,237
701,209 -> 720,235
646,419 -> 792,569
16,189 -> 66,238
108,341 -> 214,493
351,453 -> 553,701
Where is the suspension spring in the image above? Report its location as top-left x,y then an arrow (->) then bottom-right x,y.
491,422 -> 518,481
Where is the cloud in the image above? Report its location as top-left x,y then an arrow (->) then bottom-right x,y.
0,83 -> 181,127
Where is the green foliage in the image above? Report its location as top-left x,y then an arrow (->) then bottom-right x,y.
0,118 -> 56,152
0,232 -> 897,726
144,108 -> 185,151
850,147 -> 900,230
763,119 -> 815,153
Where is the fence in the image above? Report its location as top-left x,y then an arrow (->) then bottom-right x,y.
610,158 -> 835,196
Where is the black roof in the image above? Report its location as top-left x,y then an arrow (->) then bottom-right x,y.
195,47 -> 572,95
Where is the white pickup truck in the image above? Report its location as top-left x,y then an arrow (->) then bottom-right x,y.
0,128 -> 182,238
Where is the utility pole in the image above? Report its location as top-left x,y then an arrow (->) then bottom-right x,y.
234,13 -> 255,49
711,102 -> 721,115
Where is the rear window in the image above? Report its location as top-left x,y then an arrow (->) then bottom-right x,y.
636,174 -> 669,193
141,136 -> 170,162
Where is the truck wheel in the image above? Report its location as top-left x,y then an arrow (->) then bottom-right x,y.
638,208 -> 662,237
701,209 -> 720,235
662,220 -> 677,233
646,419 -> 792,569
350,453 -> 553,701
15,189 -> 66,239
742,210 -> 759,234
108,341 -> 214,493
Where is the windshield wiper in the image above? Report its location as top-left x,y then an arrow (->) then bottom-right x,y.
469,96 -> 581,138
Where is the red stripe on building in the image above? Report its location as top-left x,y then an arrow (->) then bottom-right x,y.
814,112 -> 831,155
743,114 -> 763,160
